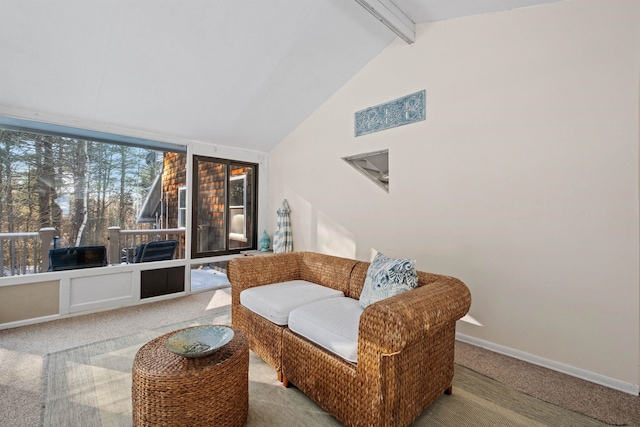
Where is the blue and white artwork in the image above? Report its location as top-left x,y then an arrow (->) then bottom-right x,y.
355,90 -> 425,137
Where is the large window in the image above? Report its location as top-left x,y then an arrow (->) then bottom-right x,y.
0,117 -> 187,274
192,156 -> 257,257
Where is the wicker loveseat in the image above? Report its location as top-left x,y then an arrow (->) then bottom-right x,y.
228,251 -> 471,427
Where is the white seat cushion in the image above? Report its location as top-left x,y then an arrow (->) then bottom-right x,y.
240,280 -> 344,325
289,297 -> 363,363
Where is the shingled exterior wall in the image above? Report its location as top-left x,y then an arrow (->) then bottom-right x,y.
162,153 -> 255,253
196,160 -> 226,251
162,152 -> 187,228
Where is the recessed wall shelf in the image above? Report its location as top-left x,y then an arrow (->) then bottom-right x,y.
342,149 -> 389,192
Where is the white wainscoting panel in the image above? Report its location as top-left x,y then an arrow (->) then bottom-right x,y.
69,272 -> 134,313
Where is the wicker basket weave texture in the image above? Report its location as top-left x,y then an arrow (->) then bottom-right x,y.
131,327 -> 249,427
228,251 -> 359,374
297,251 -> 359,294
282,324 -> 457,427
234,303 -> 284,372
348,261 -> 370,300
228,251 -> 472,427
283,265 -> 469,426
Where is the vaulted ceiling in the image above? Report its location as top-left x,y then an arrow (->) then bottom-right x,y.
1,0 -> 563,152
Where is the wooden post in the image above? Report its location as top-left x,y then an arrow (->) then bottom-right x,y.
39,227 -> 56,272
108,227 -> 122,265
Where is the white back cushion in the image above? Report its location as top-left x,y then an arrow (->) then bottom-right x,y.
240,280 -> 344,325
289,297 -> 363,363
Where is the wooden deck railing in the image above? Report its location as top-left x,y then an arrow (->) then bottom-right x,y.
0,227 -> 56,276
108,227 -> 186,265
0,227 -> 186,277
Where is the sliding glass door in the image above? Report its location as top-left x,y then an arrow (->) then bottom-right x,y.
192,156 -> 257,257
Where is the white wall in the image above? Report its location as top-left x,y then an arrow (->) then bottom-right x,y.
269,0 -> 640,391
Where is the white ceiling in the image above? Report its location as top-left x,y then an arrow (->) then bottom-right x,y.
1,0 -> 563,152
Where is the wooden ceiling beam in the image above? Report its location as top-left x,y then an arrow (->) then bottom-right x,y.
354,0 -> 415,44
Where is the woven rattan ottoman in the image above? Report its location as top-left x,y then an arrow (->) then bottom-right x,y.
132,326 -> 249,427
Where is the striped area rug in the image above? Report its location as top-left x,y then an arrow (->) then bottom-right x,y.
42,306 -> 608,427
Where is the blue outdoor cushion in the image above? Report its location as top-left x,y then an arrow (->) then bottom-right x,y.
134,240 -> 177,263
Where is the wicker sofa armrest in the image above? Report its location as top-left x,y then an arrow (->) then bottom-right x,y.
358,273 -> 471,356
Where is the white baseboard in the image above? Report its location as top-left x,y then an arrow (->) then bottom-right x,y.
456,333 -> 639,396
0,314 -> 61,330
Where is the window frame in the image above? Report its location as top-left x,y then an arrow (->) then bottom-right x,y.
228,174 -> 247,241
191,155 -> 258,258
177,186 -> 187,229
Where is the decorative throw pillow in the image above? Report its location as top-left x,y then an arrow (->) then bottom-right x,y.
359,252 -> 418,308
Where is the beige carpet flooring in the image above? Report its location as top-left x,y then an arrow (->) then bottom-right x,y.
0,287 -> 638,426
456,341 -> 640,426
41,319 -> 607,427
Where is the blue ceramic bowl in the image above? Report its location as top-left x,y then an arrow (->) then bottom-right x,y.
165,325 -> 234,358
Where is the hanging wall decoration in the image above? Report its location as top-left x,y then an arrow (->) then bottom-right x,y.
354,90 -> 425,137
